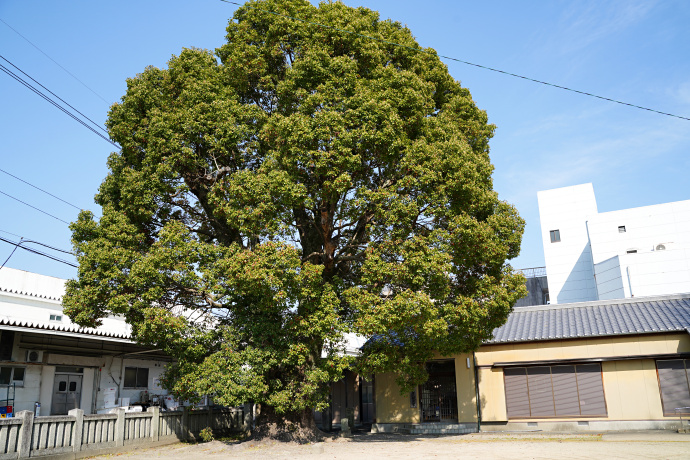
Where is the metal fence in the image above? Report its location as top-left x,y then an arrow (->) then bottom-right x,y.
516,266 -> 547,279
0,406 -> 245,459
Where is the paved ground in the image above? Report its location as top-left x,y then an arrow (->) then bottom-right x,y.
89,431 -> 690,459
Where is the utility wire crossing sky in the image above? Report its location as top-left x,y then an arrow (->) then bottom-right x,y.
0,0 -> 688,280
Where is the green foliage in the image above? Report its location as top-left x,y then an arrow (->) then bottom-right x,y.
64,0 -> 526,415
199,426 -> 214,443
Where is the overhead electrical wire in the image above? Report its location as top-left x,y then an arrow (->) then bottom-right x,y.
0,55 -> 108,136
0,189 -> 71,224
0,18 -> 109,104
0,227 -> 75,260
0,56 -> 119,147
0,229 -> 23,239
219,0 -> 690,122
0,235 -> 78,268
21,239 -> 75,255
0,237 -> 22,270
0,167 -> 83,211
0,229 -> 74,255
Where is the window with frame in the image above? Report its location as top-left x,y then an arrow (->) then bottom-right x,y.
504,364 -> 607,418
656,359 -> 690,416
549,230 -> 561,243
124,367 -> 149,389
0,366 -> 25,386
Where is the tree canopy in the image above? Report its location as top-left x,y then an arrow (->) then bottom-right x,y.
64,0 -> 526,430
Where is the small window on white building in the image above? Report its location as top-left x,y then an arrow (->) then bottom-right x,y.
49,314 -> 62,321
618,226 -> 626,233
626,249 -> 637,254
0,367 -> 25,386
549,230 -> 561,243
124,367 -> 149,389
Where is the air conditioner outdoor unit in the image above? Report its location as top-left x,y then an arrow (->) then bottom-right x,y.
26,350 -> 43,363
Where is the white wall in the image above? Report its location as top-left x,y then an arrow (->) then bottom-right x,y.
539,185 -> 690,302
538,183 -> 599,304
10,364 -> 42,413
587,199 -> 690,299
95,356 -> 168,411
620,250 -> 690,298
39,365 -> 55,415
0,267 -> 131,338
587,199 -> 690,263
594,256 -> 626,300
0,269 -> 169,415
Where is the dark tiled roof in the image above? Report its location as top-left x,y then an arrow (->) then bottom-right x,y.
489,294 -> 690,344
0,318 -> 131,340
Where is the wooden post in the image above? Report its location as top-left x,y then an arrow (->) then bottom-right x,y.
68,408 -> 84,452
147,406 -> 160,442
181,406 -> 189,441
16,410 -> 34,458
206,407 -> 213,434
114,408 -> 126,447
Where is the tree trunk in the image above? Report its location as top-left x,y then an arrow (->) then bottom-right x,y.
250,404 -> 326,442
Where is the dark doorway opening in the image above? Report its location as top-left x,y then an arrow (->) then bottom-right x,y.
420,360 -> 457,422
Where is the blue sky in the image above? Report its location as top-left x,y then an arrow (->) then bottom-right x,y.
1,0 -> 689,280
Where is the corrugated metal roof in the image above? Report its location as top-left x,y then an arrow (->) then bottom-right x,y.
0,318 -> 131,339
489,294 -> 690,344
0,286 -> 62,302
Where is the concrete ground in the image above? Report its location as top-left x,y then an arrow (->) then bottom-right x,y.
88,430 -> 690,459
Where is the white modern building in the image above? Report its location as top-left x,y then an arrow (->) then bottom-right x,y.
538,183 -> 690,304
0,267 -> 170,416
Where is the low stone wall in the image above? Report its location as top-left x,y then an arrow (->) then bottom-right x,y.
479,420 -> 683,432
0,406 -> 246,459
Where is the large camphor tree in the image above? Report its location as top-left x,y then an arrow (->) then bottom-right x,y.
64,0 -> 525,439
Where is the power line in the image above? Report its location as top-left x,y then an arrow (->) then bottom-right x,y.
0,229 -> 23,239
21,239 -> 75,256
0,167 -> 83,211
0,18 -> 109,104
0,57 -> 119,147
0,235 -> 78,268
0,60 -> 116,146
0,237 -> 22,270
0,189 -> 71,224
0,229 -> 74,255
219,0 -> 690,122
0,229 -> 76,256
0,228 -> 75,255
0,55 -> 109,136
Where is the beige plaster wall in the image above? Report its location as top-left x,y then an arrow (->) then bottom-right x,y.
476,333 -> 690,366
477,367 -> 507,422
374,372 -> 420,424
475,333 -> 689,423
374,354 -> 478,424
453,354 -> 478,423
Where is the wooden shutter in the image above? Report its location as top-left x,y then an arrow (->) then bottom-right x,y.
527,367 -> 555,417
504,368 -> 531,418
576,364 -> 607,416
551,365 -> 580,416
657,360 -> 690,416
